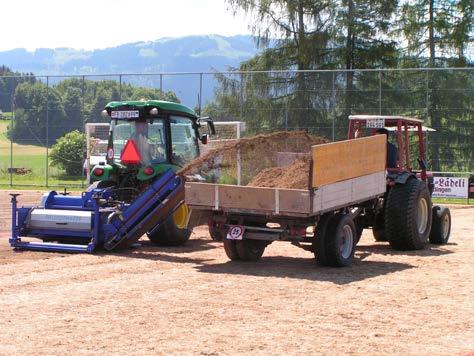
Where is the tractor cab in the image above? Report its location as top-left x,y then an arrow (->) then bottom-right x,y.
89,100 -> 215,187
347,115 -> 432,183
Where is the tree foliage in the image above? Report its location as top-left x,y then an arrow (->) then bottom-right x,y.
205,0 -> 473,171
49,130 -> 86,176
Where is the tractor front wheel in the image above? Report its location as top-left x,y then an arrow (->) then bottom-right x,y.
429,206 -> 451,244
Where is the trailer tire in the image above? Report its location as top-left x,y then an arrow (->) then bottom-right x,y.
223,239 -> 240,260
314,213 -> 335,266
324,214 -> 357,267
147,217 -> 191,246
373,212 -> 387,241
429,206 -> 451,244
209,226 -> 224,241
385,179 -> 432,251
235,239 -> 266,261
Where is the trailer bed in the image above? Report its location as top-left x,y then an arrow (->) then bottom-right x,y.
185,171 -> 385,217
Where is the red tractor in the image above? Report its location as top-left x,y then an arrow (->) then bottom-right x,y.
348,115 -> 451,250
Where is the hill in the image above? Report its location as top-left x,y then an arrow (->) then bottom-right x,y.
0,35 -> 259,106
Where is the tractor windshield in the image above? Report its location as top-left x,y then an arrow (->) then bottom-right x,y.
170,116 -> 199,166
113,119 -> 166,165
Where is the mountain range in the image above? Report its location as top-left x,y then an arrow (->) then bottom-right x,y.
0,35 -> 260,106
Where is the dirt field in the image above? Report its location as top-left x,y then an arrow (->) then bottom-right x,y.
0,190 -> 473,355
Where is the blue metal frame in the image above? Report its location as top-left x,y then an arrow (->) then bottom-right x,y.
9,170 -> 183,254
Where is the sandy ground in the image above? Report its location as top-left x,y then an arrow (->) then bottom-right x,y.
0,190 -> 473,355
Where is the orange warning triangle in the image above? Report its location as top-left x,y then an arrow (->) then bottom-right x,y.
120,139 -> 142,165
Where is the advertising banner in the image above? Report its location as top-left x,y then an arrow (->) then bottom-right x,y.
432,177 -> 468,198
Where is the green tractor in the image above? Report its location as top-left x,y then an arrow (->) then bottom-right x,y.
89,100 -> 215,246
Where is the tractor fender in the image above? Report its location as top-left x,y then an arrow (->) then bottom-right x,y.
391,171 -> 416,185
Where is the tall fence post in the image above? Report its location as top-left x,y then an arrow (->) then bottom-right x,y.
198,73 -> 203,116
237,73 -> 244,186
9,86 -> 14,186
45,76 -> 49,187
119,74 -> 122,100
160,74 -> 163,92
332,71 -> 336,141
378,70 -> 382,115
81,75 -> 86,188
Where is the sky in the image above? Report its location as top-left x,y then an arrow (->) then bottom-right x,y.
0,0 -> 252,51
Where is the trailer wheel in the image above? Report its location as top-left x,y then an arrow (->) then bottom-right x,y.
235,239 -> 266,261
373,212 -> 387,242
385,179 -> 432,250
209,226 -> 224,241
147,204 -> 191,246
223,239 -> 240,260
429,206 -> 451,244
324,214 -> 357,267
314,213 -> 335,266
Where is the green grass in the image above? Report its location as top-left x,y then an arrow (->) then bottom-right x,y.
0,119 -> 86,187
432,197 -> 473,205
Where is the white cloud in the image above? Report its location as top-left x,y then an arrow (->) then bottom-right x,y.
0,0 -> 251,51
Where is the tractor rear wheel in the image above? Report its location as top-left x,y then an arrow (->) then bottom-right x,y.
429,206 -> 451,244
147,204 -> 191,246
385,179 -> 432,251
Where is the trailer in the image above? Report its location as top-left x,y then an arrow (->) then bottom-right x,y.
186,116 -> 452,267
185,135 -> 387,266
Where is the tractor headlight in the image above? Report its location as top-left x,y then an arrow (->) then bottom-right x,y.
101,110 -> 109,118
149,107 -> 159,116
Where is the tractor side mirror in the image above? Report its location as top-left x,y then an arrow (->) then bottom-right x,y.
207,121 -> 216,135
198,117 -> 216,135
200,134 -> 208,145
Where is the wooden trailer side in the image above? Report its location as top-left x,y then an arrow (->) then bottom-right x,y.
311,135 -> 386,188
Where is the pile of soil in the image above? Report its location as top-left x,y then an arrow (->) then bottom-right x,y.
247,156 -> 310,189
179,131 -> 327,185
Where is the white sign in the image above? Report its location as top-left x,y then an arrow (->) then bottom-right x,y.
111,110 -> 139,119
366,118 -> 385,128
432,177 -> 468,198
226,225 -> 244,240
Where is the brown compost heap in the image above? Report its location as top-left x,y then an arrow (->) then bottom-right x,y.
247,156 -> 310,189
179,131 -> 327,188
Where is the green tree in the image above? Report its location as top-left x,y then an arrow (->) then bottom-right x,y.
49,130 -> 86,176
9,82 -> 65,145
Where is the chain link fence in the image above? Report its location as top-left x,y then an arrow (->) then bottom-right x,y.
0,68 -> 472,188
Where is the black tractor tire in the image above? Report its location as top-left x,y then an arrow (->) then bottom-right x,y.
147,217 -> 191,246
373,211 -> 387,242
223,239 -> 240,260
323,214 -> 357,267
385,179 -> 432,251
429,206 -> 451,244
314,213 -> 335,266
235,239 -> 266,261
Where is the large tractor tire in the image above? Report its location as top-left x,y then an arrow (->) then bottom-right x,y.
429,206 -> 451,244
147,204 -> 191,246
385,179 -> 432,251
315,213 -> 356,267
235,239 -> 267,261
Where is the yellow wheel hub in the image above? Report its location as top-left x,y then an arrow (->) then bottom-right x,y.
173,203 -> 190,229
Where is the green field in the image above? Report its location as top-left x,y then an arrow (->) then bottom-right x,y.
0,121 -> 85,187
